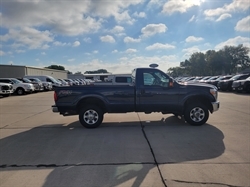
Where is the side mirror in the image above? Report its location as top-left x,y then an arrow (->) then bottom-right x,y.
169,78 -> 174,87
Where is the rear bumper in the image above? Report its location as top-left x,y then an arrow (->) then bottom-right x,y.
212,101 -> 220,112
52,105 -> 59,112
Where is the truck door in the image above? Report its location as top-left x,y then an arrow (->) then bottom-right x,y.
136,69 -> 179,112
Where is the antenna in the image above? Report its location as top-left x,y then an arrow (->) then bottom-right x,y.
149,63 -> 158,68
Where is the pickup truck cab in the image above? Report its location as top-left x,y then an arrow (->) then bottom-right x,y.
52,66 -> 220,128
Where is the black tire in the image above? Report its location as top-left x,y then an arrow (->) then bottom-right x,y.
2,94 -> 10,97
16,88 -> 25,95
79,105 -> 103,128
184,103 -> 209,126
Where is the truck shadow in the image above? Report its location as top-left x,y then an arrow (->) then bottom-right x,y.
0,118 -> 225,187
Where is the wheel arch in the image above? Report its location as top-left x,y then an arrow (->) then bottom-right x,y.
76,96 -> 107,114
183,95 -> 213,113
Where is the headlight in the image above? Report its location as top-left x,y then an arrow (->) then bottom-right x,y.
24,84 -> 31,88
210,88 -> 218,100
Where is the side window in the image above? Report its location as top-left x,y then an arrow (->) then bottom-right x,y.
143,73 -> 154,85
46,78 -> 52,82
0,79 -> 11,84
115,77 -> 132,83
143,71 -> 170,87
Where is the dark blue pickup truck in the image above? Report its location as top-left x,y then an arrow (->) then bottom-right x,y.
52,66 -> 220,128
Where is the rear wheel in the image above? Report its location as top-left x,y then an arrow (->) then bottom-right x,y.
79,105 -> 103,128
184,103 -> 209,126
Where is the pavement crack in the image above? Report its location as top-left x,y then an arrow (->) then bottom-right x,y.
172,179 -> 247,187
137,113 -> 168,187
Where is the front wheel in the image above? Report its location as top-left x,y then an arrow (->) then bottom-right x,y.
79,105 -> 103,128
184,103 -> 209,126
16,88 -> 25,95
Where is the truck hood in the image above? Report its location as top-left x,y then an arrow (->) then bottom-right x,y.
179,82 -> 217,89
0,82 -> 12,86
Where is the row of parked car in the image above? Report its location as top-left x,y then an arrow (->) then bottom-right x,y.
176,73 -> 250,93
0,75 -> 95,97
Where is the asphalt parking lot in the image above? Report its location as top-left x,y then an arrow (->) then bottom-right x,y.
0,91 -> 249,187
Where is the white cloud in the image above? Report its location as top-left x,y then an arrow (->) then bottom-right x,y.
0,50 -> 5,56
68,58 -> 75,62
41,52 -> 46,55
16,50 -> 25,53
83,37 -> 92,43
73,41 -> 80,47
182,46 -> 202,58
148,0 -> 168,8
185,36 -> 204,43
100,35 -> 115,43
235,16 -> 250,32
141,23 -> 167,37
124,36 -> 141,43
0,0 -> 144,36
189,15 -> 195,22
133,12 -> 146,18
162,0 -> 204,15
112,50 -> 118,53
62,55 -> 179,74
93,50 -> 98,54
145,43 -> 175,50
125,48 -> 137,53
89,0 -> 143,24
204,0 -> 250,20
216,13 -> 232,22
53,41 -> 69,46
110,26 -> 125,33
215,36 -> 250,50
1,27 -> 53,49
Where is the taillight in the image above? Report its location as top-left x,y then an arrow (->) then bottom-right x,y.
54,91 -> 57,102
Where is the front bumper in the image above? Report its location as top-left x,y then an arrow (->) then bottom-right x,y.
24,88 -> 35,92
0,90 -> 14,94
212,101 -> 220,112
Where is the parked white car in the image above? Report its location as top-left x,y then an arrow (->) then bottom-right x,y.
0,82 -> 14,97
24,75 -> 62,89
0,78 -> 35,95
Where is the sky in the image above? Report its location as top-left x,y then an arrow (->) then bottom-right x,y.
0,0 -> 250,74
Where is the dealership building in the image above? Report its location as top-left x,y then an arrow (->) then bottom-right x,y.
0,64 -> 131,81
0,64 -> 68,79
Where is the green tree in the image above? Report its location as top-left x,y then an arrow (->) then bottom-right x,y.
45,65 -> 65,71
219,44 -> 250,74
205,50 -> 223,75
188,52 -> 207,76
84,69 -> 109,74
167,67 -> 186,77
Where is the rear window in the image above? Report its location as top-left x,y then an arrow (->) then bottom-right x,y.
115,77 -> 132,83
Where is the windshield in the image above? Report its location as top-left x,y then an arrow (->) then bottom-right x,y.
33,78 -> 41,82
229,75 -> 242,80
23,78 -> 32,82
11,78 -> 22,84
